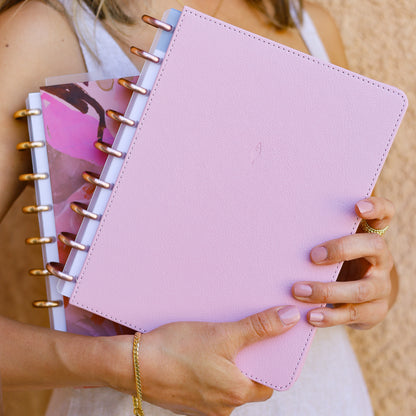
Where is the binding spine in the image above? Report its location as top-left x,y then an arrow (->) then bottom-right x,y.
14,97 -> 66,325
56,10 -> 180,297
16,10 -> 175,317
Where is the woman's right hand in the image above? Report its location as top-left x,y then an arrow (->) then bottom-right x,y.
107,305 -> 300,416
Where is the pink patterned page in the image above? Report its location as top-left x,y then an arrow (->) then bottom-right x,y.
40,78 -> 137,336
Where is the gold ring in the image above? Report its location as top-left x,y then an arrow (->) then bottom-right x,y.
13,108 -> 41,119
141,14 -> 173,32
32,300 -> 62,308
94,140 -> 124,158
106,109 -> 137,127
58,232 -> 88,252
18,173 -> 49,182
130,46 -> 161,64
46,262 -> 75,282
70,202 -> 100,220
22,205 -> 51,214
29,268 -> 50,277
25,236 -> 55,245
16,141 -> 45,151
82,171 -> 113,189
118,78 -> 148,96
361,220 -> 389,236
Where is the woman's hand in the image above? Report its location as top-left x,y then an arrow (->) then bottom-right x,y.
107,306 -> 300,416
292,197 -> 396,330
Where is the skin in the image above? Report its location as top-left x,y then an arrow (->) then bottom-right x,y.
0,0 -> 398,414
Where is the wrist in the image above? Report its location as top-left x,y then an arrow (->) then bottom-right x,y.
53,332 -> 104,388
95,335 -> 136,394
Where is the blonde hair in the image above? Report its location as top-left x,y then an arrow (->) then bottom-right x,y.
1,0 -> 303,29
0,0 -> 303,64
248,0 -> 303,29
79,0 -> 133,23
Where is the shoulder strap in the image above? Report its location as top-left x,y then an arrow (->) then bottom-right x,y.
57,0 -> 138,78
289,4 -> 330,62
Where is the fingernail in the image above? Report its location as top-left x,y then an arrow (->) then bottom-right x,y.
309,311 -> 324,323
293,284 -> 312,298
357,200 -> 374,215
278,306 -> 300,326
310,246 -> 328,263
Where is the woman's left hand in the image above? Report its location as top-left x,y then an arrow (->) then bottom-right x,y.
292,197 -> 396,330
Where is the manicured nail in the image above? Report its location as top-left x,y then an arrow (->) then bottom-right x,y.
309,311 -> 324,323
278,306 -> 300,326
357,200 -> 374,215
293,284 -> 312,298
310,246 -> 328,263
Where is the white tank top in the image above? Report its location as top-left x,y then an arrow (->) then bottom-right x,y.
59,0 -> 138,78
60,0 -> 329,78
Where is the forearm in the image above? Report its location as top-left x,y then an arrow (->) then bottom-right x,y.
0,316 -> 133,391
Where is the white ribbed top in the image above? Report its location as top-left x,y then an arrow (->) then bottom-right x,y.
58,0 -> 138,79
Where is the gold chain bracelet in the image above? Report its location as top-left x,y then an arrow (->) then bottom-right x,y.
132,332 -> 144,416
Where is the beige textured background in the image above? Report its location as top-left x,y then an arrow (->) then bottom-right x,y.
317,1 -> 416,415
1,0 -> 415,414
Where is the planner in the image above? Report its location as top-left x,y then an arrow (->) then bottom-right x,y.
53,7 -> 406,389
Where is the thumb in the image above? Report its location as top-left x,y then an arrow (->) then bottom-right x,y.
224,306 -> 300,353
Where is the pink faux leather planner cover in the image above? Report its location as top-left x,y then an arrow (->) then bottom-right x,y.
70,8 -> 407,389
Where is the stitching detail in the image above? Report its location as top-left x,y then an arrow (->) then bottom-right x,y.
71,7 -> 407,390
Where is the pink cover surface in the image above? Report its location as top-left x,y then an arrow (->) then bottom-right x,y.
70,8 -> 407,389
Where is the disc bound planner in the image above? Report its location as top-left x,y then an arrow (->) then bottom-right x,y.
52,7 -> 406,389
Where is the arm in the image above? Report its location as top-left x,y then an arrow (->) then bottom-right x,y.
1,307 -> 299,416
0,0 -> 86,220
0,317 -> 117,390
0,0 -> 100,390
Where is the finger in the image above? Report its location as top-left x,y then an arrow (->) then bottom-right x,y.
246,381 -> 274,403
309,233 -> 393,269
355,197 -> 395,230
292,273 -> 391,305
306,300 -> 389,329
223,306 -> 300,352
